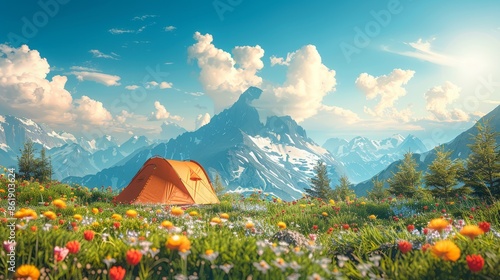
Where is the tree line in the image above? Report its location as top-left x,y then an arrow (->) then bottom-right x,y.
306,120 -> 500,202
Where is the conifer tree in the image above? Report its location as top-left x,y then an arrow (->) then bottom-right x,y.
305,160 -> 332,199
332,175 -> 355,201
35,147 -> 52,183
213,173 -> 225,196
424,146 -> 465,199
368,177 -> 388,201
388,152 -> 422,198
18,139 -> 38,180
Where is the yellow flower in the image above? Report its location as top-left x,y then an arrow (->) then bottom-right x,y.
52,199 -> 67,209
14,208 -> 37,219
92,208 -> 99,214
161,220 -> 174,229
0,189 -> 5,193
170,207 -> 184,216
111,213 -> 122,221
299,204 -> 307,208
126,209 -> 138,218
92,222 -> 100,228
43,211 -> 57,220
431,240 -> 461,261
156,209 -> 162,214
361,201 -> 366,205
245,221 -> 255,229
329,199 -> 335,205
205,249 -> 214,255
321,212 -> 328,217
277,222 -> 286,230
15,264 -> 40,280
368,215 -> 377,220
211,217 -> 222,224
73,214 -> 83,221
189,211 -> 199,217
428,218 -> 449,232
220,213 -> 229,220
460,225 -> 484,240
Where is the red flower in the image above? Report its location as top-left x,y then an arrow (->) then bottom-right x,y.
83,230 -> 95,241
407,224 -> 415,232
126,249 -> 142,266
398,240 -> 412,254
478,221 -> 490,233
312,225 -> 318,231
342,224 -> 350,230
421,243 -> 431,252
109,266 -> 126,280
113,222 -> 121,229
423,228 -> 429,235
466,254 -> 484,272
66,240 -> 80,254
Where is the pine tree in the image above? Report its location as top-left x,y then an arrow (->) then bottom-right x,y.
462,120 -> 500,200
213,174 -> 225,197
424,146 -> 465,199
35,147 -> 52,183
368,177 -> 388,201
332,175 -> 355,201
388,152 -> 422,198
18,139 -> 38,180
305,160 -> 332,199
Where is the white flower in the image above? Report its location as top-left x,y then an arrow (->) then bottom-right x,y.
253,260 -> 271,274
219,264 -> 233,274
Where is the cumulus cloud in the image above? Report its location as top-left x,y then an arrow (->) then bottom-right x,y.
89,49 -> 119,60
254,45 -> 336,122
195,113 -> 211,129
71,71 -> 121,86
356,69 -> 415,121
149,101 -> 182,121
145,81 -> 172,89
125,85 -> 139,90
424,81 -> 469,121
159,81 -> 173,89
0,44 -> 113,128
188,32 -> 264,112
270,53 -> 293,66
164,26 -> 176,31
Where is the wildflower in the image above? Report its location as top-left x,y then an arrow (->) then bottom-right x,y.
337,255 -> 349,268
109,266 -> 126,280
52,199 -> 67,209
253,260 -> 271,274
54,246 -> 69,262
201,249 -> 219,262
219,263 -> 233,274
308,273 -> 323,280
125,249 -> 142,266
277,222 -> 286,229
245,221 -> 255,229
189,210 -> 198,217
342,224 -> 350,230
66,240 -> 80,254
3,240 -> 15,253
126,209 -> 138,218
431,240 -> 461,261
428,218 -> 449,232
111,213 -> 122,221
460,225 -> 484,240
466,254 -> 484,272
178,235 -> 191,252
113,222 -> 121,229
210,217 -> 222,225
368,215 -> 376,220
30,225 -> 37,232
171,207 -> 184,216
478,221 -> 490,233
220,213 -> 229,220
15,264 -> 40,280
321,212 -> 328,217
103,255 -> 116,269
421,243 -> 432,252
43,211 -> 57,220
83,230 -> 95,241
73,214 -> 83,221
166,235 -> 190,252
407,224 -> 415,232
368,255 -> 381,267
272,257 -> 288,271
92,208 -> 99,214
398,240 -> 412,254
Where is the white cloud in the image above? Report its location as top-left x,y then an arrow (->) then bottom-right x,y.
125,85 -> 139,90
146,81 -> 159,89
164,26 -> 176,31
70,66 -> 99,72
0,44 -> 113,129
195,113 -> 211,129
254,45 -> 337,122
109,28 -> 135,35
149,101 -> 182,121
89,49 -> 119,60
269,53 -> 293,66
387,38 -> 456,66
133,15 -> 157,21
188,32 -> 264,112
356,69 -> 415,121
424,81 -> 469,121
71,71 -> 121,86
159,81 -> 173,89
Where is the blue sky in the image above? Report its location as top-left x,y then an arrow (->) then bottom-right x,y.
1,0 -> 499,146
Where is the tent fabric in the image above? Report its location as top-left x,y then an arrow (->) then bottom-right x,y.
114,157 -> 220,205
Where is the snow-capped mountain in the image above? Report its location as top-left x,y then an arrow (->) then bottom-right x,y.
322,134 -> 428,183
118,136 -> 152,156
48,143 -> 100,180
160,121 -> 187,141
64,87 -> 346,200
353,105 -> 500,196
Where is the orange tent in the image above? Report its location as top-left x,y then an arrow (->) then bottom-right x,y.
114,157 -> 220,205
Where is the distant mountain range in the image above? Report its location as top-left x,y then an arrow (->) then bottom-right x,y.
322,134 -> 428,183
64,87 -> 346,200
353,105 -> 500,196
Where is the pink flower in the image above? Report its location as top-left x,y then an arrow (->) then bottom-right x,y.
308,234 -> 317,241
54,246 -> 69,262
3,240 -> 15,253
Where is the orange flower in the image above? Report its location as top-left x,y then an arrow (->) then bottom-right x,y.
398,240 -> 412,254
15,264 -> 40,280
73,214 -> 83,221
43,211 -> 57,220
368,215 -> 377,220
220,213 -> 229,220
277,222 -> 286,230
170,207 -> 184,216
421,243 -> 432,252
431,240 -> 461,261
161,220 -> 174,229
189,211 -> 199,217
125,209 -> 138,218
466,254 -> 484,272
178,235 -> 191,252
166,235 -> 182,250
52,199 -> 67,209
109,266 -> 126,280
321,212 -> 328,217
210,217 -> 222,224
92,208 -> 99,214
30,225 -> 37,232
14,208 -> 38,219
83,230 -> 95,241
460,225 -> 484,240
126,249 -> 142,266
111,213 -> 122,221
427,218 -> 449,232
66,240 -> 80,254
245,221 -> 255,229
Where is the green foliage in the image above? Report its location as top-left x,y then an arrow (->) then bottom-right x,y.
463,120 -> 500,201
213,173 -> 225,197
368,177 -> 389,201
388,152 -> 423,198
17,140 -> 53,183
332,175 -> 355,201
304,160 -> 332,199
425,146 -> 466,199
